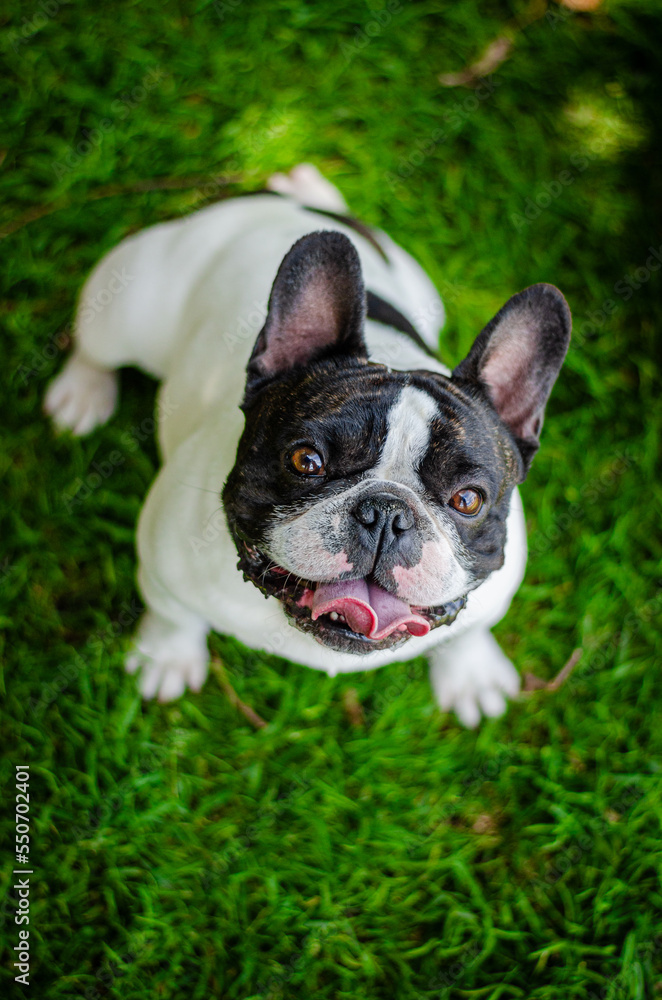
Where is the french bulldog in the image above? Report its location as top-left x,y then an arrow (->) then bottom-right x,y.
44,164 -> 571,726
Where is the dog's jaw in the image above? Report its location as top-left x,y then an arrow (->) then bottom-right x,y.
235,539 -> 468,654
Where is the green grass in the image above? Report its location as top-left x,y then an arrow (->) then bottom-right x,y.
2,1 -> 662,997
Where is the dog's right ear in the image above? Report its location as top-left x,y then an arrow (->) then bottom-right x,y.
245,231 -> 367,399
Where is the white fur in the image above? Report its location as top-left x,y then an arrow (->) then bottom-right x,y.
44,165 -> 527,724
266,162 -> 349,212
429,629 -> 521,728
265,475 -> 470,608
373,386 -> 439,487
44,353 -> 118,436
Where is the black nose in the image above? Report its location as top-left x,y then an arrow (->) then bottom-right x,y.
352,492 -> 415,551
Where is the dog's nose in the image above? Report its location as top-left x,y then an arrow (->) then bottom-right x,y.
352,492 -> 415,550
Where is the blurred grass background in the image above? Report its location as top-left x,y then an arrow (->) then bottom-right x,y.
1,1 -> 662,997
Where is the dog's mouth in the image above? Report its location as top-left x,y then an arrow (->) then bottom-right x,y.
237,542 -> 466,654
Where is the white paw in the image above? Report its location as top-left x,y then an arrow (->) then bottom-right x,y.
44,354 -> 117,436
266,171 -> 297,197
266,163 -> 348,212
126,616 -> 209,702
429,630 -> 521,728
126,646 -> 209,702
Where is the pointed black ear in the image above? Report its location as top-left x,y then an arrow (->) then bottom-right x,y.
246,231 -> 367,396
453,283 -> 571,474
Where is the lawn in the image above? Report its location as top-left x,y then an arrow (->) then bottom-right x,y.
1,1 -> 661,997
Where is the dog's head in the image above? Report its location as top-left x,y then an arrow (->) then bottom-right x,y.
222,232 -> 571,653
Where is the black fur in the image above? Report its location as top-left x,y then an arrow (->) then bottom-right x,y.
226,362 -> 403,548
223,363 -> 521,590
223,233 -> 571,651
302,205 -> 391,264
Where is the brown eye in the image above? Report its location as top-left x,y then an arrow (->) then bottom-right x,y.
290,445 -> 325,477
449,488 -> 483,516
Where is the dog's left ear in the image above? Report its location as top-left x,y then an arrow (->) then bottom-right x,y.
453,283 -> 571,476
245,231 -> 367,398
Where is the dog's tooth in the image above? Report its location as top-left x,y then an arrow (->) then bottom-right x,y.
329,611 -> 339,621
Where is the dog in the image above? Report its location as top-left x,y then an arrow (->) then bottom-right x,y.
44,164 -> 571,726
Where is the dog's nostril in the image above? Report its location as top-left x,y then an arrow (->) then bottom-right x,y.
355,501 -> 379,527
392,510 -> 414,533
353,494 -> 414,536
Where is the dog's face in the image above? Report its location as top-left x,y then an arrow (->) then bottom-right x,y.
223,232 -> 571,654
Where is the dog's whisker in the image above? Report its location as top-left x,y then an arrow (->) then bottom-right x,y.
176,480 -> 223,496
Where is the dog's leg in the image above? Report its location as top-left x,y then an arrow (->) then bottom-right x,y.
44,221 -> 183,436
266,163 -> 348,212
44,351 -> 118,436
428,628 -> 521,728
44,243 -> 139,436
125,607 -> 210,702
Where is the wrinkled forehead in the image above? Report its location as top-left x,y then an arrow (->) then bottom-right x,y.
254,363 -> 500,455
257,364 -> 436,420
238,361 -> 523,499
369,373 -> 512,479
271,364 -> 409,419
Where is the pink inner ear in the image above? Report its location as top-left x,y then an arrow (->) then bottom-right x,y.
481,322 -> 541,440
264,275 -> 341,373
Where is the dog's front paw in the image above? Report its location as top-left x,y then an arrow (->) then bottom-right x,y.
126,611 -> 209,701
126,647 -> 208,702
428,629 -> 520,728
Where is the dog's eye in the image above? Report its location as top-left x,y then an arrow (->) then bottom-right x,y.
449,488 -> 483,516
289,445 -> 325,477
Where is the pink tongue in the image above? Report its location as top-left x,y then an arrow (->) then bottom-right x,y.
311,579 -> 429,641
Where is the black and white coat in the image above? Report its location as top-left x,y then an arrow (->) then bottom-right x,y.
45,165 -> 570,726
